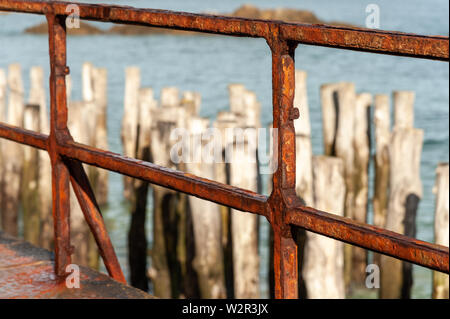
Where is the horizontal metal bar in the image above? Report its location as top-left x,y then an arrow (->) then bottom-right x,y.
0,122 -> 47,150
0,0 -> 448,61
57,140 -> 268,217
286,203 -> 449,274
0,124 -> 448,272
0,124 -> 267,216
281,24 -> 449,61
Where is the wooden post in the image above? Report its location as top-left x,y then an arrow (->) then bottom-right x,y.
352,93 -> 372,286
372,94 -> 390,266
78,63 -> 104,269
334,82 -> 356,289
320,83 -> 344,156
185,116 -> 226,298
21,104 -> 41,245
91,64 -> 109,206
432,163 -> 449,299
81,63 -> 108,205
1,64 -> 24,236
29,66 -> 53,249
121,66 -> 140,200
393,91 -> 414,129
294,70 -> 313,206
68,100 -> 97,268
228,84 -> 261,128
228,138 -> 260,298
213,111 -> 239,298
127,87 -> 156,292
226,83 -> 261,298
380,127 -> 423,299
181,91 -> 201,116
0,68 -> 6,228
381,91 -> 420,299
66,73 -> 72,101
161,87 -> 180,108
293,70 -> 312,297
149,104 -> 191,298
303,155 -> 346,298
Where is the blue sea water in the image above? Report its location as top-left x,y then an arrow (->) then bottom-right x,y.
0,0 -> 448,298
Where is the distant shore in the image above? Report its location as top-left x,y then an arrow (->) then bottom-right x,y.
24,4 -> 355,36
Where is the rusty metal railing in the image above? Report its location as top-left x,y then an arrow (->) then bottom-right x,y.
0,0 -> 448,299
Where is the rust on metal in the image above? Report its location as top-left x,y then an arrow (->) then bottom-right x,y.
0,232 -> 152,298
0,0 -> 448,60
281,23 -> 449,61
267,37 -> 299,299
66,159 -> 126,283
58,140 -> 269,217
286,201 -> 450,274
0,123 -> 48,150
46,12 -> 72,277
0,0 -> 448,299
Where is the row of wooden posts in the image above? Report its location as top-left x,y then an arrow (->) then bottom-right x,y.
0,63 -> 448,299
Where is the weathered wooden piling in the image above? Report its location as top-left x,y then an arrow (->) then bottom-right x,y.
293,70 -> 312,297
432,163 -> 449,299
393,91 -> 414,129
1,64 -> 24,236
373,96 -> 390,225
127,87 -> 156,292
227,83 -> 261,299
121,66 -> 141,200
213,111 -> 239,297
334,82 -> 356,289
228,138 -> 260,299
88,64 -> 109,206
21,103 -> 41,245
321,82 -> 374,289
68,99 -> 98,268
181,91 -> 201,116
372,94 -> 390,266
302,155 -> 346,298
228,84 -> 261,128
294,70 -> 313,206
320,83 -> 344,156
149,102 -> 193,298
380,94 -> 423,299
29,66 -> 53,249
161,87 -> 180,108
80,63 -> 109,205
185,116 -> 226,299
0,69 -> 6,229
352,92 -> 372,286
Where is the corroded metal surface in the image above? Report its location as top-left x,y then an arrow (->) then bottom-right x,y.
59,140 -> 269,216
0,0 -> 448,299
46,12 -> 72,278
0,122 -> 47,150
0,0 -> 448,60
285,198 -> 450,274
66,159 -> 126,283
0,232 -> 153,298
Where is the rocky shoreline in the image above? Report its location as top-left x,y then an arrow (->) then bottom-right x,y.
24,4 -> 355,36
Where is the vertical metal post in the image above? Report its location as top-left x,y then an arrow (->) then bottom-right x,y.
46,12 -> 72,277
268,34 -> 299,299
